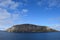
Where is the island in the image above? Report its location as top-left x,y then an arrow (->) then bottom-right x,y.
6,24 -> 58,32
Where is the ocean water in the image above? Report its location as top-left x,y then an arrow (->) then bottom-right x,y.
0,31 -> 60,40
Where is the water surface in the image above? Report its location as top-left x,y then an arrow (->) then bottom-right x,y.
0,31 -> 60,40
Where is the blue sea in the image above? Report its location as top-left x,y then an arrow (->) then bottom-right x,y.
0,31 -> 60,40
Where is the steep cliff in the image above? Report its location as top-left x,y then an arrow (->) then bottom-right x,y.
7,24 -> 58,32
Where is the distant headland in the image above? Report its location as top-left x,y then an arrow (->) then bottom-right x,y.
6,24 -> 58,32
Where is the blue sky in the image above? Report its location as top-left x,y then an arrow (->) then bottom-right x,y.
0,0 -> 60,30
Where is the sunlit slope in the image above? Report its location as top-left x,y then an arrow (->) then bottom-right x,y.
7,24 -> 58,32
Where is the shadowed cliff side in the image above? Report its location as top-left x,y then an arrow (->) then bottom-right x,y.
6,24 -> 58,32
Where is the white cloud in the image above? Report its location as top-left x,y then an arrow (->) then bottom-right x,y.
0,0 -> 19,10
0,9 -> 28,30
37,0 -> 60,8
0,8 -> 11,20
20,9 -> 28,16
55,25 -> 60,27
22,9 -> 28,13
0,0 -> 20,29
0,11 -> 28,26
0,0 -> 29,30
0,8 -> 20,25
9,2 -> 19,9
12,13 -> 20,20
50,24 -> 60,31
0,12 -> 21,30
48,0 -> 60,8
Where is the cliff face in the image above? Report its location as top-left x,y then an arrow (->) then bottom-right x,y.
7,24 -> 58,32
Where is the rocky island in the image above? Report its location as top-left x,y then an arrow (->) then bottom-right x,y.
7,24 -> 58,32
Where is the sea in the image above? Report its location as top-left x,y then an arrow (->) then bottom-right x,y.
0,31 -> 60,40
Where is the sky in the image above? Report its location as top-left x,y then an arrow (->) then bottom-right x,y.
0,0 -> 60,30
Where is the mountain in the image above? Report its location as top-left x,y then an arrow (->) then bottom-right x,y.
6,24 -> 58,32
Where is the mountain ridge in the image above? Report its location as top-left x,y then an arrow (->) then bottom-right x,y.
7,24 -> 58,32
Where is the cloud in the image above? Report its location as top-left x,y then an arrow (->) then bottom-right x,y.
0,8 -> 10,20
55,25 -> 60,27
48,0 -> 60,8
0,0 -> 29,30
49,24 -> 60,31
51,24 -> 60,28
37,0 -> 60,8
20,9 -> 28,16
48,17 -> 60,30
0,0 -> 19,10
21,9 -> 28,13
0,8 -> 20,25
0,0 -> 20,25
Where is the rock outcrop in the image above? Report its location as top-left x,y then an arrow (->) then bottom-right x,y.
7,24 -> 58,32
